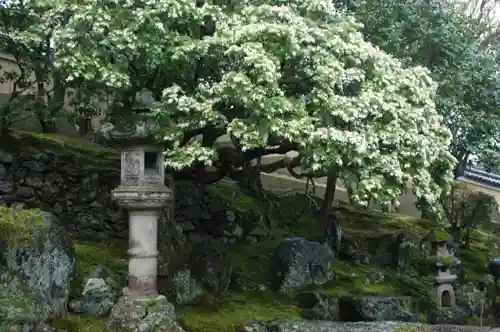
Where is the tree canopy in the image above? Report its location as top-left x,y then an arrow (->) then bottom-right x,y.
341,0 -> 500,177
35,0 -> 455,212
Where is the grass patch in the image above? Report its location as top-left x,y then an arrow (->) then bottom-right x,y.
177,292 -> 301,332
316,261 -> 399,296
52,315 -> 127,332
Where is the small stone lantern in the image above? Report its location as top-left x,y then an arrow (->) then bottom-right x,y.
430,231 -> 460,308
102,89 -> 175,328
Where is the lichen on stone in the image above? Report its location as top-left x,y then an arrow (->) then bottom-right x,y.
0,207 -> 76,326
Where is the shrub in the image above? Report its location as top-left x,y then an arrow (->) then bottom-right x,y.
439,183 -> 499,246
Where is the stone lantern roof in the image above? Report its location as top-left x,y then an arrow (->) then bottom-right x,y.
96,88 -> 160,147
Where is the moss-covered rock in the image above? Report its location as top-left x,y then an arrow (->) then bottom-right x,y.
71,240 -> 127,299
0,205 -> 45,243
423,255 -> 455,267
0,206 -> 75,326
108,294 -> 178,331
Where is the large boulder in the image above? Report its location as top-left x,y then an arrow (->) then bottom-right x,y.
0,207 -> 75,327
376,232 -> 420,272
272,238 -> 335,292
297,293 -> 416,322
166,241 -> 232,305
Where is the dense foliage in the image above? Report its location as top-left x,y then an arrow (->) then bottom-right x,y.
29,0 -> 455,212
341,0 -> 500,177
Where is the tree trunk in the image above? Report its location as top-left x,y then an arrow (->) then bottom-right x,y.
417,198 -> 432,220
453,148 -> 470,179
319,168 -> 338,218
345,180 -> 355,205
78,118 -> 91,136
35,68 -> 66,134
0,119 -> 10,138
449,225 -> 461,246
463,228 -> 471,249
40,119 -> 57,133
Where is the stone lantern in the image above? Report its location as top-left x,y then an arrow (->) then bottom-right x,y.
113,142 -> 170,298
430,231 -> 461,308
101,89 -> 176,328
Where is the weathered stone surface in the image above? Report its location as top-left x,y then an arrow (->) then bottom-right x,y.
376,232 -> 420,272
272,238 -> 335,292
135,313 -> 186,332
171,269 -> 204,305
189,242 -> 232,293
339,296 -> 417,322
429,306 -> 468,325
108,294 -> 178,330
297,292 -> 340,321
78,277 -> 117,316
158,207 -> 185,278
298,293 -> 416,322
239,320 -> 492,332
0,207 -> 75,323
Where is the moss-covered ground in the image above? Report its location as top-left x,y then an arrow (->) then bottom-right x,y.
58,181 -> 498,332
0,130 -> 119,171
0,132 -> 498,331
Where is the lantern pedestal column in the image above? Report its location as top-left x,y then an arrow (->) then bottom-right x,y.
107,186 -> 175,328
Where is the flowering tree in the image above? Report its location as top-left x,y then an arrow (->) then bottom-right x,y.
341,0 -> 500,181
39,0 -> 455,220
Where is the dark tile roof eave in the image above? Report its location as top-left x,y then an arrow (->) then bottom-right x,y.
462,167 -> 500,189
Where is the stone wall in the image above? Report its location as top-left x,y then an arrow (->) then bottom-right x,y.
0,150 -> 127,239
0,149 -> 252,245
